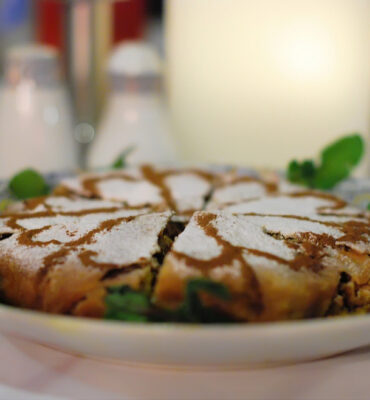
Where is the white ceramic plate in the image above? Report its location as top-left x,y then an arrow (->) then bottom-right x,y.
0,304 -> 369,368
0,174 -> 368,368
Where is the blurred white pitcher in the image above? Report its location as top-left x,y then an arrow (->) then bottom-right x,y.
88,42 -> 177,168
0,45 -> 77,178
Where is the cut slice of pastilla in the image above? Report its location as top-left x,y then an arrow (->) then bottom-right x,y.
154,211 -> 370,321
55,165 -> 216,218
0,196 -> 172,317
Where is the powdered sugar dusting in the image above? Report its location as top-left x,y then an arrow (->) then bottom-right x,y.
164,173 -> 212,213
0,195 -> 171,271
0,235 -> 61,270
59,166 -> 215,214
217,195 -> 339,217
83,213 -> 171,265
278,180 -> 306,194
242,252 -> 289,273
172,216 -> 223,260
241,214 -> 344,238
167,254 -> 203,279
23,209 -> 145,244
44,196 -> 120,212
209,182 -> 267,207
212,213 -> 296,260
337,237 -> 370,253
210,260 -> 243,281
166,209 -> 367,276
96,179 -> 164,205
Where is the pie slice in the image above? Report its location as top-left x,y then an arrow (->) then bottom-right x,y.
154,210 -> 370,321
55,165 -> 216,219
0,196 -> 172,317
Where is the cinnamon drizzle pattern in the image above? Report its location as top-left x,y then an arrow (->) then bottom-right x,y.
172,211 -> 369,276
172,213 -> 264,313
0,197 -> 169,275
59,165 -> 215,216
216,174 -> 278,194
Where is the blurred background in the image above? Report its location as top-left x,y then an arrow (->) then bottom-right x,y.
0,0 -> 368,177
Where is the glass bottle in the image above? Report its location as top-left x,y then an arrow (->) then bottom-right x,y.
87,42 -> 177,168
0,45 -> 77,178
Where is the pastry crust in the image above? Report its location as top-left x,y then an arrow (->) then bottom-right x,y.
154,210 -> 370,321
0,196 -> 171,317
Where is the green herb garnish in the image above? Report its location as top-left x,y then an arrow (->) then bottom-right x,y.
104,278 -> 233,323
177,279 -> 231,323
105,286 -> 151,322
112,146 -> 135,169
287,134 -> 364,189
0,199 -> 13,213
9,168 -> 49,200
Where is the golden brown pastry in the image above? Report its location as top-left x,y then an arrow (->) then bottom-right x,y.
154,208 -> 370,321
0,195 -> 171,317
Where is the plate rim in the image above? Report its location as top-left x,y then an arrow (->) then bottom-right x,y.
1,301 -> 370,336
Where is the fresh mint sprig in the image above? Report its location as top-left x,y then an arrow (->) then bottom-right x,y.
105,286 -> 151,322
8,168 -> 50,200
287,134 -> 364,190
104,278 -> 233,323
112,146 -> 135,169
177,279 -> 231,323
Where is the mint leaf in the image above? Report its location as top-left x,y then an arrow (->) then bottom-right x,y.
9,169 -> 49,200
287,160 -> 302,183
321,134 -> 364,167
112,146 -> 135,169
301,160 -> 316,180
104,286 -> 151,322
313,134 -> 364,189
112,157 -> 125,169
179,278 -> 231,323
104,279 -> 233,323
288,160 -> 317,187
185,279 -> 231,300
287,134 -> 364,190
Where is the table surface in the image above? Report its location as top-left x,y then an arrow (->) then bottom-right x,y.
0,335 -> 369,400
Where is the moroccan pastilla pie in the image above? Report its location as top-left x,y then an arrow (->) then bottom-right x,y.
0,165 -> 369,321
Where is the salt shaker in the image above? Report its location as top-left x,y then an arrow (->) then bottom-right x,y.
87,42 -> 177,168
0,45 -> 77,178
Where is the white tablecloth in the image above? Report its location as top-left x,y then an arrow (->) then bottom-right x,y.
0,334 -> 369,400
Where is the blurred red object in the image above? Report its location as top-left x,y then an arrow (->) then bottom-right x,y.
35,0 -> 146,48
35,0 -> 64,50
113,0 -> 145,43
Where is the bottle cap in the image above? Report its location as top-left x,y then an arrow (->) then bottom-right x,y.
108,41 -> 162,92
4,45 -> 61,87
